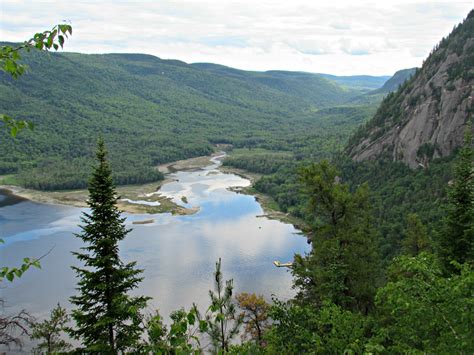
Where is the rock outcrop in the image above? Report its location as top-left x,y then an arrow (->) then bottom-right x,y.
347,10 -> 473,168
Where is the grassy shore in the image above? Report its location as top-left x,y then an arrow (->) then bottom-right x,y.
220,164 -> 308,232
2,150 -> 307,232
0,154 -> 215,215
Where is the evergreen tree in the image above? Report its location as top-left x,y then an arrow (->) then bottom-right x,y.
401,213 -> 430,256
438,126 -> 474,273
70,138 -> 149,353
203,258 -> 243,353
31,304 -> 71,353
293,161 -> 381,314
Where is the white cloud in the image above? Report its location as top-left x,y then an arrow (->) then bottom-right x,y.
0,0 -> 472,75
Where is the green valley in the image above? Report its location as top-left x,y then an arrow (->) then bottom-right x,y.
0,48 -> 384,190
1,5 -> 473,354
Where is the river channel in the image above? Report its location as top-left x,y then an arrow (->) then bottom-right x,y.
0,155 -> 309,342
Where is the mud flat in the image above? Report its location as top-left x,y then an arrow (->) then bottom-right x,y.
0,153 -> 219,215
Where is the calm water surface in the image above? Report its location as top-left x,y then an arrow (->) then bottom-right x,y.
0,156 -> 309,333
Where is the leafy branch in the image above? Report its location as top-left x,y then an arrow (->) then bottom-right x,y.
0,24 -> 72,137
0,240 -> 54,282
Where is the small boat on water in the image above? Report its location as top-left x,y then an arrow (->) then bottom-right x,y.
273,260 -> 293,268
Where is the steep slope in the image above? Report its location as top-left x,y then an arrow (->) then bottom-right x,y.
347,10 -> 473,168
371,68 -> 417,94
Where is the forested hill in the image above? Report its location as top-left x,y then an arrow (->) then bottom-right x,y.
0,48 -> 383,190
190,63 -> 362,106
371,68 -> 417,94
315,73 -> 390,91
347,10 -> 474,168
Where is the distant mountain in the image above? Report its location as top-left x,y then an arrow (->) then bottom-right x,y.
346,68 -> 418,106
191,63 -> 359,107
347,10 -> 474,168
371,68 -> 417,94
0,49 -> 373,189
316,73 -> 390,91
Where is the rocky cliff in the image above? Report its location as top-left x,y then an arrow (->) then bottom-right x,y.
347,10 -> 473,168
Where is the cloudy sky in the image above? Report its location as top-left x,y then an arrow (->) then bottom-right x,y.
1,0 -> 472,75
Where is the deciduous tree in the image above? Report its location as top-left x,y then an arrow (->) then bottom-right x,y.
235,292 -> 270,346
145,306 -> 205,354
0,24 -> 72,137
374,253 -> 473,353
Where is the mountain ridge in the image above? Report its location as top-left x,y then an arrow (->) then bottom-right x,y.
0,48 -> 381,189
347,10 -> 474,168
371,68 -> 417,94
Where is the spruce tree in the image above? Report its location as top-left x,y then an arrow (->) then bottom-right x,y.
293,161 -> 381,314
401,213 -> 430,256
70,138 -> 149,353
438,126 -> 473,273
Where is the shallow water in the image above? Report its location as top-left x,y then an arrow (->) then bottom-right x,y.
0,156 -> 309,349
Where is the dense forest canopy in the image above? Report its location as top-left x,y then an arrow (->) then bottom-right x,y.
0,47 -> 386,189
1,7 -> 473,354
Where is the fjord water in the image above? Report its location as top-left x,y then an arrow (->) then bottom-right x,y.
0,156 -> 309,322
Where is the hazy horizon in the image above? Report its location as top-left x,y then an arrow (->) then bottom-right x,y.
1,0 -> 472,76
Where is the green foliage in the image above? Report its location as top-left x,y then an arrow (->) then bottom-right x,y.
374,253 -> 474,353
417,142 -> 438,160
265,299 -> 370,354
223,152 -> 292,175
69,139 -> 150,352
371,68 -> 417,94
0,24 -> 71,138
202,258 -> 243,353
0,114 -> 33,138
31,303 -> 71,353
0,24 -> 71,77
401,213 -> 431,256
145,310 -> 167,351
438,127 -> 474,273
0,238 -> 41,282
293,161 -> 381,314
228,341 -> 265,354
340,156 -> 454,261
347,11 -> 474,153
0,47 -> 374,190
224,104 -> 377,216
144,306 -> 205,354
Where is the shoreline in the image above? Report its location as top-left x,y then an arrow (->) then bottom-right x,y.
219,165 -> 308,233
0,153 -> 217,215
1,151 -> 308,234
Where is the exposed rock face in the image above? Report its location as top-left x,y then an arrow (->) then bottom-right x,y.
348,11 -> 474,168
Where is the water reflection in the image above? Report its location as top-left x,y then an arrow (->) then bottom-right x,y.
0,158 -> 309,339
